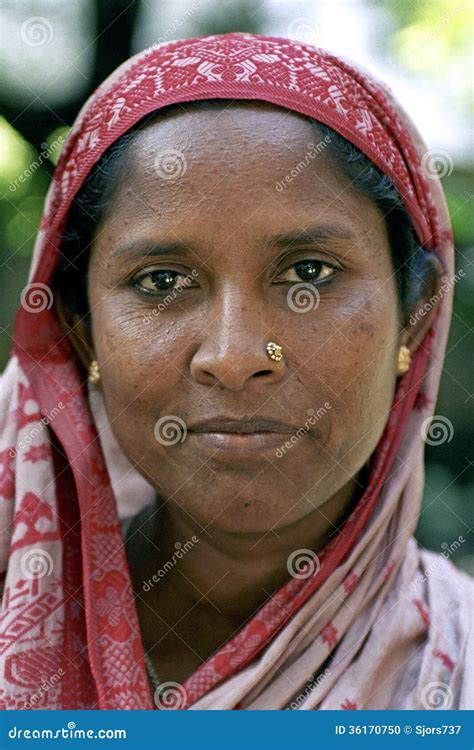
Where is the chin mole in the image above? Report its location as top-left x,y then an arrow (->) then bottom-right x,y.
244,501 -> 251,507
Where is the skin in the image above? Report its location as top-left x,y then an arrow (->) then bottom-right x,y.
57,102 -> 442,687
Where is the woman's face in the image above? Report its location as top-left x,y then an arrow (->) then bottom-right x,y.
86,102 -> 401,533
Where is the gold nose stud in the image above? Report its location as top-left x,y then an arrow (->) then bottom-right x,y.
266,342 -> 283,362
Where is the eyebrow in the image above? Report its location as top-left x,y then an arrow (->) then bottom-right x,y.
268,224 -> 357,248
111,223 -> 357,260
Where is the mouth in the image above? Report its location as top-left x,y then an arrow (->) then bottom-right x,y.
188,430 -> 292,455
186,417 -> 296,459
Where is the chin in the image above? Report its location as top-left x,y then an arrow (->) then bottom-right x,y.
170,488 -> 310,536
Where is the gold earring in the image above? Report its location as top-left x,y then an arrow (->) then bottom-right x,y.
88,359 -> 101,386
266,341 -> 284,362
397,345 -> 411,376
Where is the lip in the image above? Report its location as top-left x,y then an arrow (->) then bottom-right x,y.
188,417 -> 296,434
186,417 -> 296,460
188,430 -> 292,455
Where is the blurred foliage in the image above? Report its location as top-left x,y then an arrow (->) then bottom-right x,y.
416,463 -> 474,575
1,0 -> 473,571
365,0 -> 474,572
180,0 -> 266,37
372,0 -> 472,98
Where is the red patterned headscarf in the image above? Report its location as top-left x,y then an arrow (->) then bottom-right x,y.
1,33 -> 472,710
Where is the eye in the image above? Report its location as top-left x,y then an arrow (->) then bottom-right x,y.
277,259 -> 338,286
132,269 -> 198,295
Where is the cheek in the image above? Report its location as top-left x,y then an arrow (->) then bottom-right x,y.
94,305 -> 186,400
301,291 -> 399,464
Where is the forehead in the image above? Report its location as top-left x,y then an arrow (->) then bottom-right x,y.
96,102 -> 386,252
127,102 -> 343,192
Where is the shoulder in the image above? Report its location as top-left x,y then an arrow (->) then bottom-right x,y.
417,546 -> 473,708
417,546 -> 474,624
418,546 -> 474,597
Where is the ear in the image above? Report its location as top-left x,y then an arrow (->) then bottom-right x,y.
398,252 -> 446,355
55,292 -> 95,372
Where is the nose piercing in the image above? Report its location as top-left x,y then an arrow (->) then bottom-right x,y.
266,342 -> 283,362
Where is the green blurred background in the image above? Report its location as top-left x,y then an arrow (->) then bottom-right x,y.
1,0 -> 473,571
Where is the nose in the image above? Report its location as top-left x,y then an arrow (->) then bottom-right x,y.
190,295 -> 286,391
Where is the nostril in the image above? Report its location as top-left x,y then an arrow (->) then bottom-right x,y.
255,370 -> 273,377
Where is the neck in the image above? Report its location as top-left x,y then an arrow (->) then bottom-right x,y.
133,467 -> 367,623
125,467 -> 368,683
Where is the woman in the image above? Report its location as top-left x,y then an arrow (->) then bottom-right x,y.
0,32 -> 472,711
